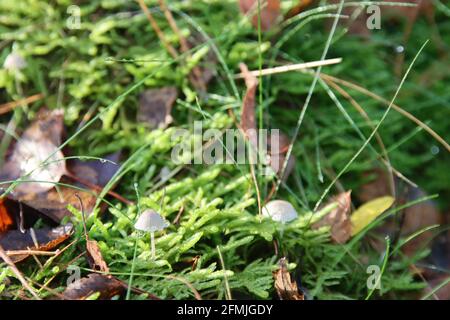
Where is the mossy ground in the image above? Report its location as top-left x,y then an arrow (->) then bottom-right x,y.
0,0 -> 449,299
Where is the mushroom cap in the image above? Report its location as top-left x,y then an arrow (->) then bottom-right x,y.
134,209 -> 169,232
4,52 -> 27,71
262,200 -> 298,223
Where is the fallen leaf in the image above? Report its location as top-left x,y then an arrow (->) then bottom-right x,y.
86,240 -> 109,273
0,109 -> 66,195
0,223 -> 73,263
239,63 -> 295,180
357,170 -> 441,256
138,87 -> 178,129
401,187 -> 441,256
285,0 -> 314,20
62,273 -> 125,300
267,131 -> 295,180
351,196 -> 395,236
21,108 -> 64,146
10,153 -> 121,223
68,152 -> 121,187
313,191 -> 352,243
381,0 -> 434,23
273,257 -> 304,300
0,198 -> 14,233
239,0 -> 280,31
16,178 -> 97,223
239,63 -> 258,150
357,169 -> 392,203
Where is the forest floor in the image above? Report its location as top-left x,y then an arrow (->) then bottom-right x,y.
0,0 -> 449,300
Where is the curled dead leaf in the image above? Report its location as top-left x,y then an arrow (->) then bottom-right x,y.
0,223 -> 73,263
86,240 -> 109,273
239,63 -> 258,150
239,63 -> 295,180
62,273 -> 125,300
138,87 -> 178,129
273,257 -> 304,300
313,191 -> 352,244
239,0 -> 280,31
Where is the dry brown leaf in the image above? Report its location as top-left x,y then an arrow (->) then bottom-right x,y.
0,223 -> 73,263
239,63 -> 295,180
357,169 -> 441,255
7,153 -> 121,223
0,109 -> 66,195
239,0 -> 281,31
86,240 -> 109,273
20,108 -> 64,146
17,179 -> 97,223
285,0 -> 314,19
313,191 -> 352,244
0,198 -> 14,233
357,169 -> 391,203
267,131 -> 295,180
381,0 -> 434,23
400,187 -> 441,256
62,273 -> 125,300
239,63 -> 258,150
138,87 -> 178,129
273,257 -> 304,300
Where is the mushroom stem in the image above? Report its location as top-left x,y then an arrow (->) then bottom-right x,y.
150,232 -> 156,260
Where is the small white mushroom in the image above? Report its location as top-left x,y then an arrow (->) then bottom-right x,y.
262,200 -> 298,223
134,209 -> 169,259
3,52 -> 27,71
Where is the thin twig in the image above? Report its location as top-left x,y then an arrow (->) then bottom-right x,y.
136,0 -> 178,59
0,244 -> 41,300
6,250 -> 59,256
0,94 -> 44,115
157,0 -> 206,91
137,0 -> 204,91
234,58 -> 342,78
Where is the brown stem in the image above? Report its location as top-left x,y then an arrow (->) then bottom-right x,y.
0,93 -> 44,115
0,243 -> 41,300
137,0 -> 178,59
158,0 -> 206,91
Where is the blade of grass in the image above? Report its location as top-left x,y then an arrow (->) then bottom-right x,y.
314,41 -> 429,211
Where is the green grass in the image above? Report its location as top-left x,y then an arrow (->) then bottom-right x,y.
0,0 -> 449,300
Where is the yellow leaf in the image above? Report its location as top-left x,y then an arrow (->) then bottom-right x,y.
351,196 -> 395,236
